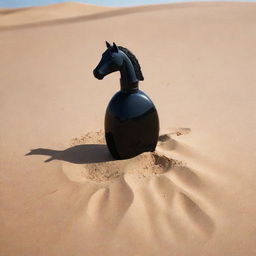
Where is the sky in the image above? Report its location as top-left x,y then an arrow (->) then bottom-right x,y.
0,0 -> 255,8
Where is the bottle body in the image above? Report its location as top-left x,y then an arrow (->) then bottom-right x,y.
105,89 -> 159,159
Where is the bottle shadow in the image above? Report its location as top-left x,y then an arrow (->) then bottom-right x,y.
25,144 -> 115,164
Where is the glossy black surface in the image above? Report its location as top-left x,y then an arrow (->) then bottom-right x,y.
93,42 -> 159,159
105,89 -> 159,159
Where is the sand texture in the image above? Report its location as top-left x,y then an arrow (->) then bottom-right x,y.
1,2 -> 256,256
0,2 -> 114,28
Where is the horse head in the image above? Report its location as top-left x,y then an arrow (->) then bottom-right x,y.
93,41 -> 124,80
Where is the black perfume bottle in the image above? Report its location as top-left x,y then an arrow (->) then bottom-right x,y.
93,42 -> 159,159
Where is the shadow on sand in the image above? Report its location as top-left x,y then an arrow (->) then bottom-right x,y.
25,144 -> 115,164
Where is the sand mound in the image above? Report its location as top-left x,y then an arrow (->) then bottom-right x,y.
65,130 -> 179,182
26,130 -> 183,183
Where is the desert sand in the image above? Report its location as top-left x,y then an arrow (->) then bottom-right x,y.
1,2 -> 256,256
0,2 -> 114,27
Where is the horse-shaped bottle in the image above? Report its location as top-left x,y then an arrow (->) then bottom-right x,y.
93,42 -> 159,159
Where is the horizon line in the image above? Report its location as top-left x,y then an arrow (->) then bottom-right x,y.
0,0 -> 256,9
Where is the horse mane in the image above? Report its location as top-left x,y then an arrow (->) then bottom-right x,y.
118,46 -> 144,81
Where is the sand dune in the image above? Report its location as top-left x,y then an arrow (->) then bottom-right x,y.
0,2 -> 115,27
2,1 -> 255,29
1,2 -> 256,256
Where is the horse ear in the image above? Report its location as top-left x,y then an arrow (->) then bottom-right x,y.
112,42 -> 119,53
106,41 -> 111,48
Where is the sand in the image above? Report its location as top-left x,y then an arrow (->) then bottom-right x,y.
1,2 -> 256,256
0,2 -> 114,28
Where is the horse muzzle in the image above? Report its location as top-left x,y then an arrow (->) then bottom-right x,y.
93,69 -> 104,80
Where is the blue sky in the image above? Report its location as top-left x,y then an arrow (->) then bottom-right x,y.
0,0 -> 255,8
1,0 -> 178,8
